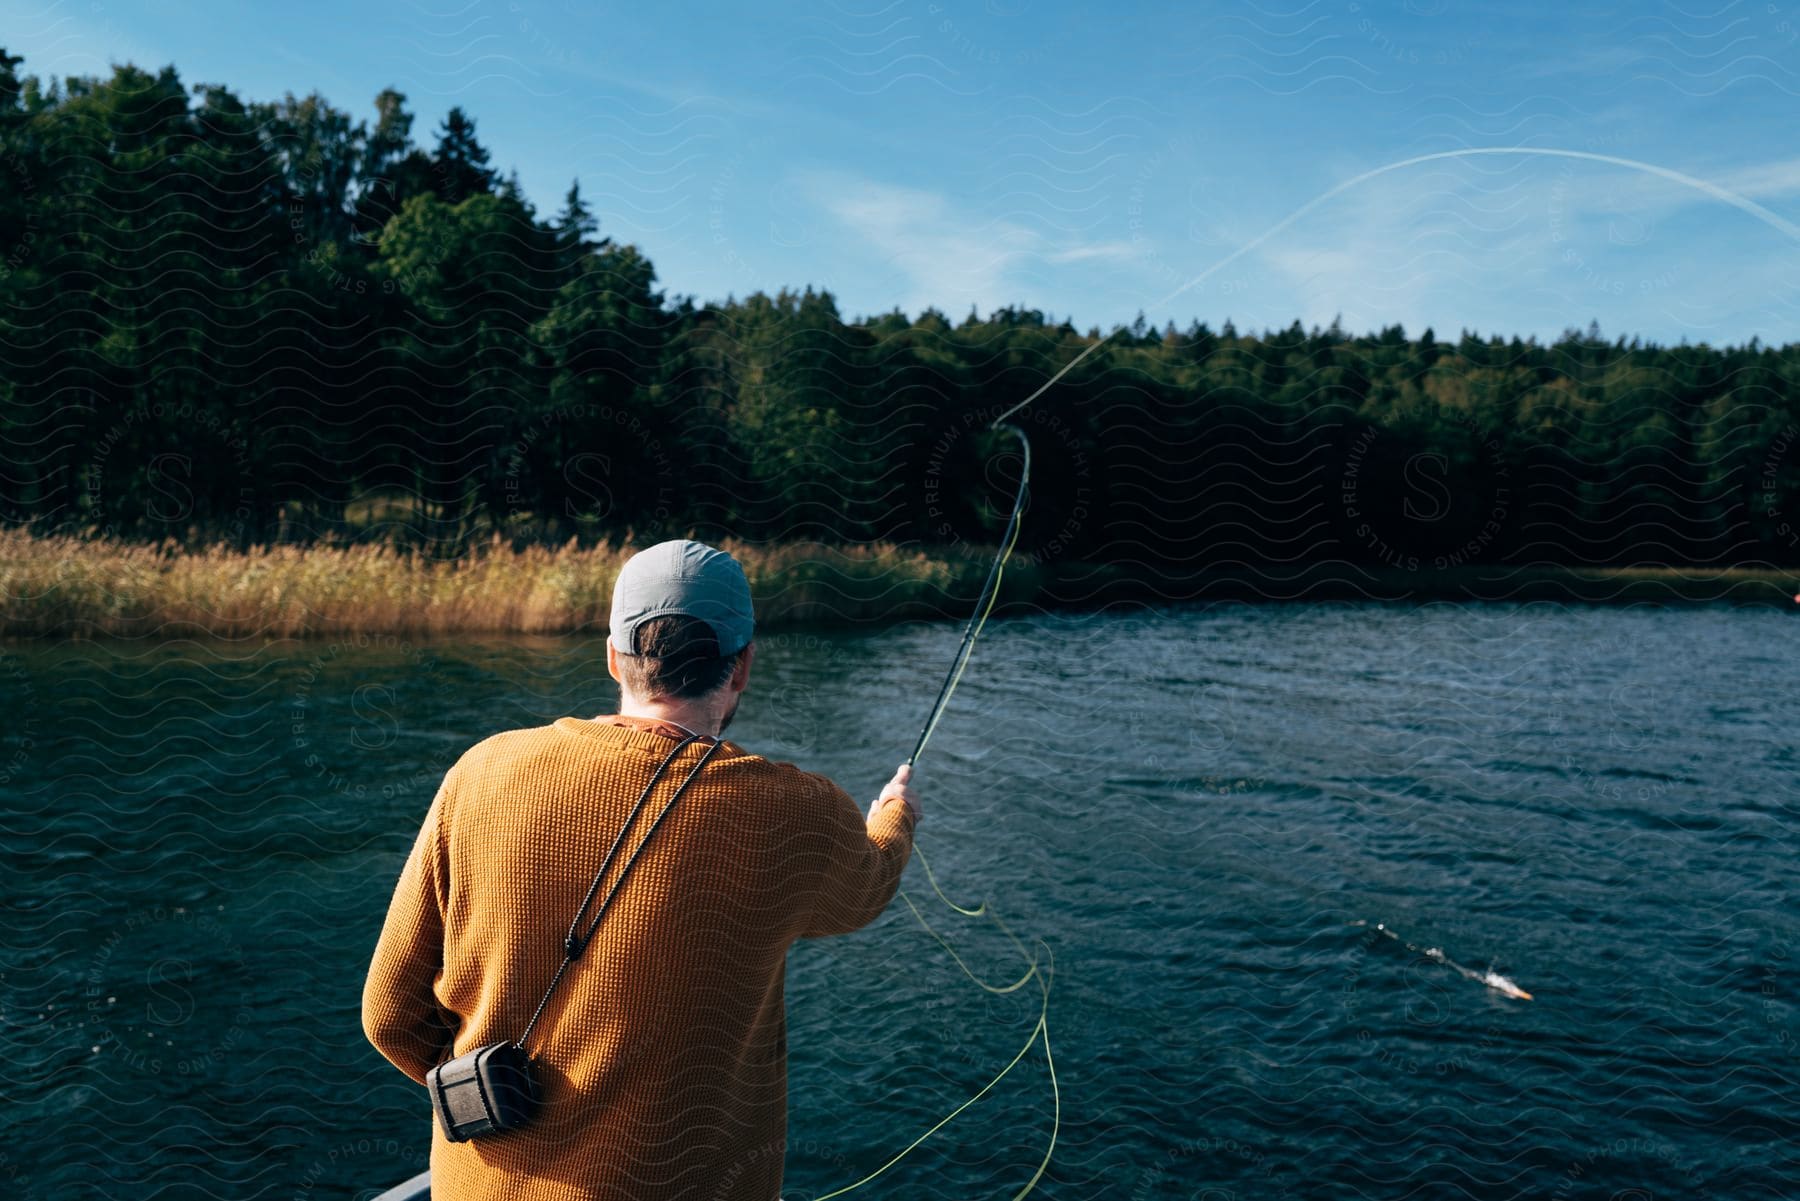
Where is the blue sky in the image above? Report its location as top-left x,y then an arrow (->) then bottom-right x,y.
9,0 -> 1800,343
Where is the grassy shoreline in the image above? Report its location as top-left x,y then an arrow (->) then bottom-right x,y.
0,530 -> 1795,639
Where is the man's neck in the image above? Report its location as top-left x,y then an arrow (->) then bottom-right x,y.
616,696 -> 722,738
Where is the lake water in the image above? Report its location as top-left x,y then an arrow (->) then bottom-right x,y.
3,603 -> 1795,1199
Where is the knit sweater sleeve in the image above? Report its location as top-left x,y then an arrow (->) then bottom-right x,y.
362,768 -> 458,1085
798,774 -> 917,940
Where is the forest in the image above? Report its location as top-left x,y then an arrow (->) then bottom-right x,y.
3,50 -> 1799,572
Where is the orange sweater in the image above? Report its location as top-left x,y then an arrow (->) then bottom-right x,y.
362,715 -> 917,1201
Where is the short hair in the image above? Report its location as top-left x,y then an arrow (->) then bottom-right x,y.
615,614 -> 745,700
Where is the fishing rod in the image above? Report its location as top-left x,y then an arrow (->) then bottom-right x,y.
905,335 -> 1112,768
819,344 -> 1110,1201
906,421 -> 1029,767
818,426 -> 1048,1201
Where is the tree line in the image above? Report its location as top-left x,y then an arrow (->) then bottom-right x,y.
3,51 -> 1798,568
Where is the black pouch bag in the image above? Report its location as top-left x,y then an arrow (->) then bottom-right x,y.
426,733 -> 719,1142
429,1041 -> 539,1141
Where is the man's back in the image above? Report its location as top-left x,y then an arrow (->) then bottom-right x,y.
362,715 -> 917,1201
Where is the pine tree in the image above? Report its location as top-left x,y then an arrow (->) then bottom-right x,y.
0,47 -> 23,112
433,105 -> 493,203
354,89 -> 435,243
554,178 -> 605,276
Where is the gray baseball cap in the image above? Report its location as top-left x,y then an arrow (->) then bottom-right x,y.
609,539 -> 755,656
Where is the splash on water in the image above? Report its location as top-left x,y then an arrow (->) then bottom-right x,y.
1352,921 -> 1534,1001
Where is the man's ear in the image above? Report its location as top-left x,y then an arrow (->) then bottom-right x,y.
606,636 -> 622,684
730,641 -> 754,691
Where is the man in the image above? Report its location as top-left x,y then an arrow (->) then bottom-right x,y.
362,539 -> 919,1201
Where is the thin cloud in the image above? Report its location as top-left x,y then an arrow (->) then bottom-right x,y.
1249,154 -> 1794,342
1047,241 -> 1139,264
805,171 -> 1141,313
1548,152 -> 1800,222
1715,157 -> 1800,200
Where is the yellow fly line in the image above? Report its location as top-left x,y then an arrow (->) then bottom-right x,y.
809,847 -> 1059,1201
814,344 -> 1106,1200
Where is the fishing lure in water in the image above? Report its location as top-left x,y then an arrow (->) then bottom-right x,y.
1478,969 -> 1533,1001
1356,922 -> 1534,1001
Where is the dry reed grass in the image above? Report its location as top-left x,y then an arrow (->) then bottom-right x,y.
2,529 -> 1792,640
0,530 -> 1018,639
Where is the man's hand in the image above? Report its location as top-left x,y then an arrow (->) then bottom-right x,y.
869,762 -> 920,824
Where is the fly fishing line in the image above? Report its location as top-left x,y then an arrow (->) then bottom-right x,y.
810,339 -> 1111,1201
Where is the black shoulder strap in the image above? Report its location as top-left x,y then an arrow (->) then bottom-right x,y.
514,732 -> 722,1051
